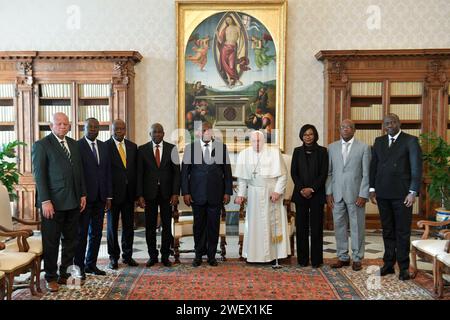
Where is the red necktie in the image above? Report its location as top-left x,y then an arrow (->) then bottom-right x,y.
155,145 -> 160,168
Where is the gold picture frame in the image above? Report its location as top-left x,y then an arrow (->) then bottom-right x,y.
176,0 -> 287,152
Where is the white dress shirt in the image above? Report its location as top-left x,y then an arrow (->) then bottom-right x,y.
341,137 -> 354,157
200,139 -> 213,158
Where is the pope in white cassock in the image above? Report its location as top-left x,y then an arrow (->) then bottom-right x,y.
234,131 -> 291,263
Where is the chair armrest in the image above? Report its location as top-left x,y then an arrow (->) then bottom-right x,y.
172,205 -> 180,223
0,224 -> 33,237
443,231 -> 450,241
0,229 -> 32,252
12,216 -> 41,226
221,205 -> 226,222
283,199 -> 296,220
417,220 -> 450,239
239,201 -> 246,219
0,242 -> 5,250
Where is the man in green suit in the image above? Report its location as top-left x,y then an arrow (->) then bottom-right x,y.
32,112 -> 87,292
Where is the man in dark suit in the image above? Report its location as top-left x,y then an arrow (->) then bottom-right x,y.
369,113 -> 422,281
32,112 -> 87,292
137,123 -> 180,267
74,118 -> 112,278
181,121 -> 233,267
106,119 -> 139,269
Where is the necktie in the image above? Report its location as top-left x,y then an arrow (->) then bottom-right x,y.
60,141 -> 72,163
389,137 -> 395,148
118,142 -> 126,168
203,143 -> 211,164
155,145 -> 161,168
343,142 -> 350,165
91,142 -> 99,165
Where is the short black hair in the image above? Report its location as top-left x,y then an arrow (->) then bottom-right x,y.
299,124 -> 319,143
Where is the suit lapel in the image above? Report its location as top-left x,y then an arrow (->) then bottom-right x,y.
344,139 -> 358,168
109,138 -> 122,168
160,141 -> 170,167
147,142 -> 157,167
124,139 -> 134,167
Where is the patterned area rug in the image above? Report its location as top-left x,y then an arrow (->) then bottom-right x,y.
12,258 -> 448,300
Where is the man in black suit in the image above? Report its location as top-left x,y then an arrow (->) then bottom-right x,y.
106,119 -> 139,269
369,113 -> 422,281
181,121 -> 233,267
75,118 -> 112,279
137,123 -> 180,267
32,112 -> 87,292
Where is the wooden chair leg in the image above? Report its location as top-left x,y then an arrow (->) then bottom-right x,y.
238,235 -> 244,261
29,263 -> 36,296
35,256 -> 42,293
174,237 -> 181,264
410,246 -> 418,278
220,235 -> 227,261
437,261 -> 443,298
290,234 -> 295,256
433,258 -> 438,293
0,278 -> 5,300
7,273 -> 13,300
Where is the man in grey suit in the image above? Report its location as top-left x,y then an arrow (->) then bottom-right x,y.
326,119 -> 371,271
32,112 -> 87,292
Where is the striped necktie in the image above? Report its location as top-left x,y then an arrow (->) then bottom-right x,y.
60,141 -> 72,163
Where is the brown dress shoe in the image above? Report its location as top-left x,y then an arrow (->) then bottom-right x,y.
330,260 -> 350,268
352,261 -> 363,271
46,281 -> 59,292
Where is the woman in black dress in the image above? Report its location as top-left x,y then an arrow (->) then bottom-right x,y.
291,124 -> 328,268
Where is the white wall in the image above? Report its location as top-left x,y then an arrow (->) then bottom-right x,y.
1,0 -> 449,152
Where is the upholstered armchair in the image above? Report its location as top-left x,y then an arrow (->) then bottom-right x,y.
410,219 -> 450,295
172,202 -> 227,263
0,183 -> 43,293
436,230 -> 450,298
0,242 -> 5,300
0,229 -> 37,299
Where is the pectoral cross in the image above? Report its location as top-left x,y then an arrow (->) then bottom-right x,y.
252,170 -> 257,179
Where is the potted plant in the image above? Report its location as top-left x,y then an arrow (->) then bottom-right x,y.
0,140 -> 26,202
420,133 -> 450,222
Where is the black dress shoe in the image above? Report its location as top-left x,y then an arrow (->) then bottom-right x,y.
79,271 -> 86,281
192,258 -> 202,267
109,260 -> 118,270
146,259 -> 158,267
162,259 -> 172,267
312,264 -> 322,269
85,266 -> 106,276
208,259 -> 218,267
123,258 -> 139,267
379,265 -> 395,276
399,269 -> 411,281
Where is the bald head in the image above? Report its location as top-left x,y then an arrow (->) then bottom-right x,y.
339,119 -> 355,142
112,119 -> 126,142
150,123 -> 164,144
383,113 -> 401,136
50,112 -> 70,139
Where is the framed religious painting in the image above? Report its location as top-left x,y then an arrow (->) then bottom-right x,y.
176,0 -> 287,152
